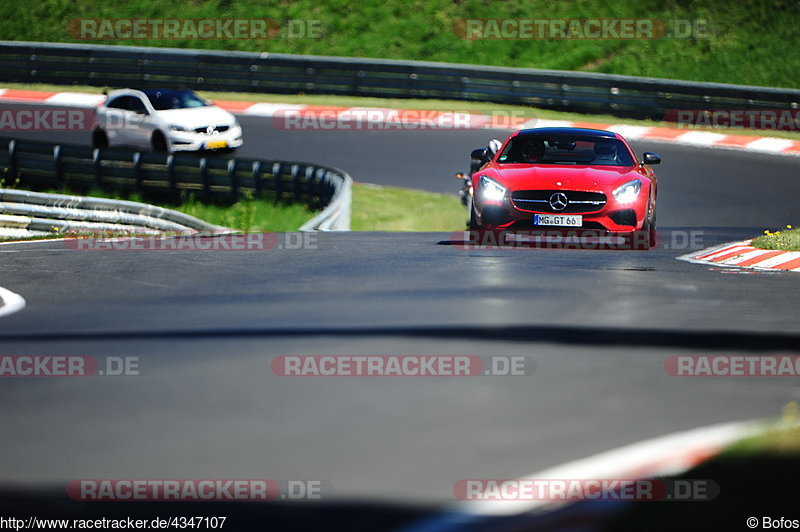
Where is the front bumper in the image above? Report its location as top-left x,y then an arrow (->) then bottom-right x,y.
167,126 -> 244,151
476,191 -> 648,233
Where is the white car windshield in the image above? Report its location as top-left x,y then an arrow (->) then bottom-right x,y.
498,134 -> 635,166
143,89 -> 210,111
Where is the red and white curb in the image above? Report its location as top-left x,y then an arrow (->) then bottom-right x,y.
2,88 -> 800,157
459,419 -> 765,517
399,419 -> 773,532
680,240 -> 800,272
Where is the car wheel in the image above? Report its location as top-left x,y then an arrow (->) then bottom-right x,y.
151,131 -> 169,153
633,201 -> 655,250
467,197 -> 480,230
92,129 -> 108,149
648,208 -> 657,248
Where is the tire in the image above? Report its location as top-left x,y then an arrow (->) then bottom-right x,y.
467,197 -> 480,230
633,201 -> 656,250
151,131 -> 169,153
92,129 -> 108,149
648,208 -> 657,248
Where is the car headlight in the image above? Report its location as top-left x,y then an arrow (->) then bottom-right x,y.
169,124 -> 189,132
480,175 -> 506,201
613,179 -> 642,204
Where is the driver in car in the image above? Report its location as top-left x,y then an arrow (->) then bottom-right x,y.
521,139 -> 546,162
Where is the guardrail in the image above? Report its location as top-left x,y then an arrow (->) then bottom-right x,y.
2,41 -> 799,119
0,187 -> 229,237
0,137 -> 352,231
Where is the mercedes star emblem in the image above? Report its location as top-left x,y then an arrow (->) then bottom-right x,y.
549,192 -> 568,211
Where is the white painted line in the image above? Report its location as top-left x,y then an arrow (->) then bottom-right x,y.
693,246 -> 741,260
752,251 -> 800,269
0,89 -> 6,97
674,131 -> 728,146
699,245 -> 753,262
606,124 -> 653,139
689,242 -> 748,261
242,103 -> 305,116
460,419 -> 765,517
720,249 -> 776,265
0,285 -> 26,318
347,107 -> 405,115
44,92 -> 106,107
745,137 -> 795,153
342,107 -> 409,123
399,419 -> 773,532
523,119 -> 574,128
0,238 -> 67,246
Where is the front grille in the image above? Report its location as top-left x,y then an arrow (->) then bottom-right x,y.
511,190 -> 606,214
194,125 -> 230,134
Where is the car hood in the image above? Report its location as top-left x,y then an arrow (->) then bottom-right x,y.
492,164 -> 641,191
155,106 -> 236,128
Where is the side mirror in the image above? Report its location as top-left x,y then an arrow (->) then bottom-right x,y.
642,152 -> 661,165
470,148 -> 488,161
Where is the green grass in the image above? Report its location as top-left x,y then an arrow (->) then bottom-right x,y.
351,183 -> 465,231
751,226 -> 800,251
172,194 -> 316,232
0,0 -> 797,88
721,402 -> 800,455
65,189 -> 317,233
723,426 -> 800,456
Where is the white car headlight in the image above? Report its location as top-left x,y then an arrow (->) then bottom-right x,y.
480,175 -> 507,201
169,124 -> 189,132
613,179 -> 642,204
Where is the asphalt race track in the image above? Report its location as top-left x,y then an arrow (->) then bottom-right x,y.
0,103 -> 799,529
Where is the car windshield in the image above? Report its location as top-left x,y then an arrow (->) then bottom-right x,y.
143,89 -> 210,111
497,134 -> 635,166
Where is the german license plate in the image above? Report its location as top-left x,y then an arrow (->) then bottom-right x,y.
205,140 -> 228,149
533,214 -> 582,227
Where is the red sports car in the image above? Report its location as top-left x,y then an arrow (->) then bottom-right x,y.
459,127 -> 660,249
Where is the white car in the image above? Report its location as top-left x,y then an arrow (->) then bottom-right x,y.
92,88 -> 243,152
